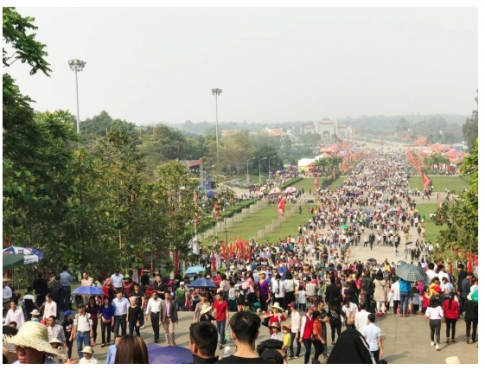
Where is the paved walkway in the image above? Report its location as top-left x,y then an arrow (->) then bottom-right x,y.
85,308 -> 477,364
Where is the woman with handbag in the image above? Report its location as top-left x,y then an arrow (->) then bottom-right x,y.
342,295 -> 358,330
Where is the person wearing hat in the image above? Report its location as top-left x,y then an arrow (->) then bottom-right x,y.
30,309 -> 41,323
175,282 -> 189,312
269,321 -> 284,341
110,268 -> 124,290
463,290 -> 478,344
122,275 -> 135,299
49,338 -> 68,363
5,321 -> 61,364
79,345 -> 98,364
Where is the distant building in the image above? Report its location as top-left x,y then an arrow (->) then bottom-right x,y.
261,127 -> 286,138
221,130 -> 242,138
336,124 -> 353,138
304,125 -> 316,134
315,117 -> 336,138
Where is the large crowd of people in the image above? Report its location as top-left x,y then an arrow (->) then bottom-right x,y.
2,146 -> 478,364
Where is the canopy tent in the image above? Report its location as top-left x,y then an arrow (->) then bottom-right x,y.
3,254 -> 24,269
3,246 -> 44,265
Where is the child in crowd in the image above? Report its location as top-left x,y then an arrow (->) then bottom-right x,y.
297,286 -> 307,311
282,325 -> 291,355
411,287 -> 420,314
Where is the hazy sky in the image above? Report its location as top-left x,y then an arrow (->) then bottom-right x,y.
8,7 -> 478,124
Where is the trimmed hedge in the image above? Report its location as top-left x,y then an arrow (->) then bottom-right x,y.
279,177 -> 303,189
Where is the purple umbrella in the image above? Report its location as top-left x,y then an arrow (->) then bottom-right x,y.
147,344 -> 193,364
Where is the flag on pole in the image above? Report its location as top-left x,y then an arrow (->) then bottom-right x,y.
437,192 -> 442,208
228,239 -> 234,260
314,174 -> 319,189
277,198 -> 285,217
221,241 -> 226,259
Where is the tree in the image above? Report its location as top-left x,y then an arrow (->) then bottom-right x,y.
462,95 -> 478,152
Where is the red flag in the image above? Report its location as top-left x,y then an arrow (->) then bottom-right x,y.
277,198 -> 285,217
473,254 -> 478,267
228,239 -> 234,260
246,240 -> 251,263
423,174 -> 431,189
221,241 -> 226,259
241,240 -> 246,259
314,174 -> 319,188
467,251 -> 473,272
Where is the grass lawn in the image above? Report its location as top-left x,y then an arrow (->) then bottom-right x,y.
202,203 -> 297,243
414,202 -> 444,244
409,176 -> 469,192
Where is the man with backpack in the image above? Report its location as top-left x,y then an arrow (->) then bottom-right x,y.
71,305 -> 93,359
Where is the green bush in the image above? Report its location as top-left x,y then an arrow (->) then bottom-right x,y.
279,177 -> 303,189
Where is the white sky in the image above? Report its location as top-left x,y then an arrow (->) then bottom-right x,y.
5,3 -> 479,124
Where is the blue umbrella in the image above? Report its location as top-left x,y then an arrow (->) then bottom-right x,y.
277,267 -> 289,274
72,286 -> 104,296
188,278 -> 217,289
147,344 -> 193,364
206,190 -> 215,198
184,266 -> 206,274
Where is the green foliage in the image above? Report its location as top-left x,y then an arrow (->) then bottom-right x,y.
433,133 -> 478,259
3,8 -> 51,75
462,95 -> 478,152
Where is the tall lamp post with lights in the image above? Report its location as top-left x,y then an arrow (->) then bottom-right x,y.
211,88 -> 222,169
246,157 -> 255,184
259,157 -> 267,183
68,59 -> 87,134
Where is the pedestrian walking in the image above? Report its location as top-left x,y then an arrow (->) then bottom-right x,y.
145,291 -> 162,343
442,293 -> 459,344
212,291 -> 229,349
99,297 -> 114,347
161,291 -> 178,346
111,290 -> 129,337
362,313 -> 384,363
425,297 -> 444,351
72,305 -> 93,359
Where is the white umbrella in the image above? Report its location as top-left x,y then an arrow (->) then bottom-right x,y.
269,187 -> 281,194
285,187 -> 298,194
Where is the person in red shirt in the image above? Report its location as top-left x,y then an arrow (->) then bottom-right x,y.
442,293 -> 460,343
212,291 -> 229,349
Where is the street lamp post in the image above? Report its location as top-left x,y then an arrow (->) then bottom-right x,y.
246,157 -> 256,185
211,88 -> 222,169
259,157 -> 267,183
68,59 -> 87,134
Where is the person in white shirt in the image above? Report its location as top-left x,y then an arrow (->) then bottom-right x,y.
4,300 -> 25,328
145,291 -> 162,343
390,277 -> 401,315
288,303 -> 301,359
440,276 -> 454,296
42,293 -> 57,322
425,263 -> 439,286
78,346 -> 98,364
110,269 -> 124,290
362,314 -> 383,363
355,302 -> 371,334
271,274 -> 285,308
425,297 -> 444,351
72,305 -> 93,359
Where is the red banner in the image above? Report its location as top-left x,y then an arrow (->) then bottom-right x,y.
277,198 -> 285,217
